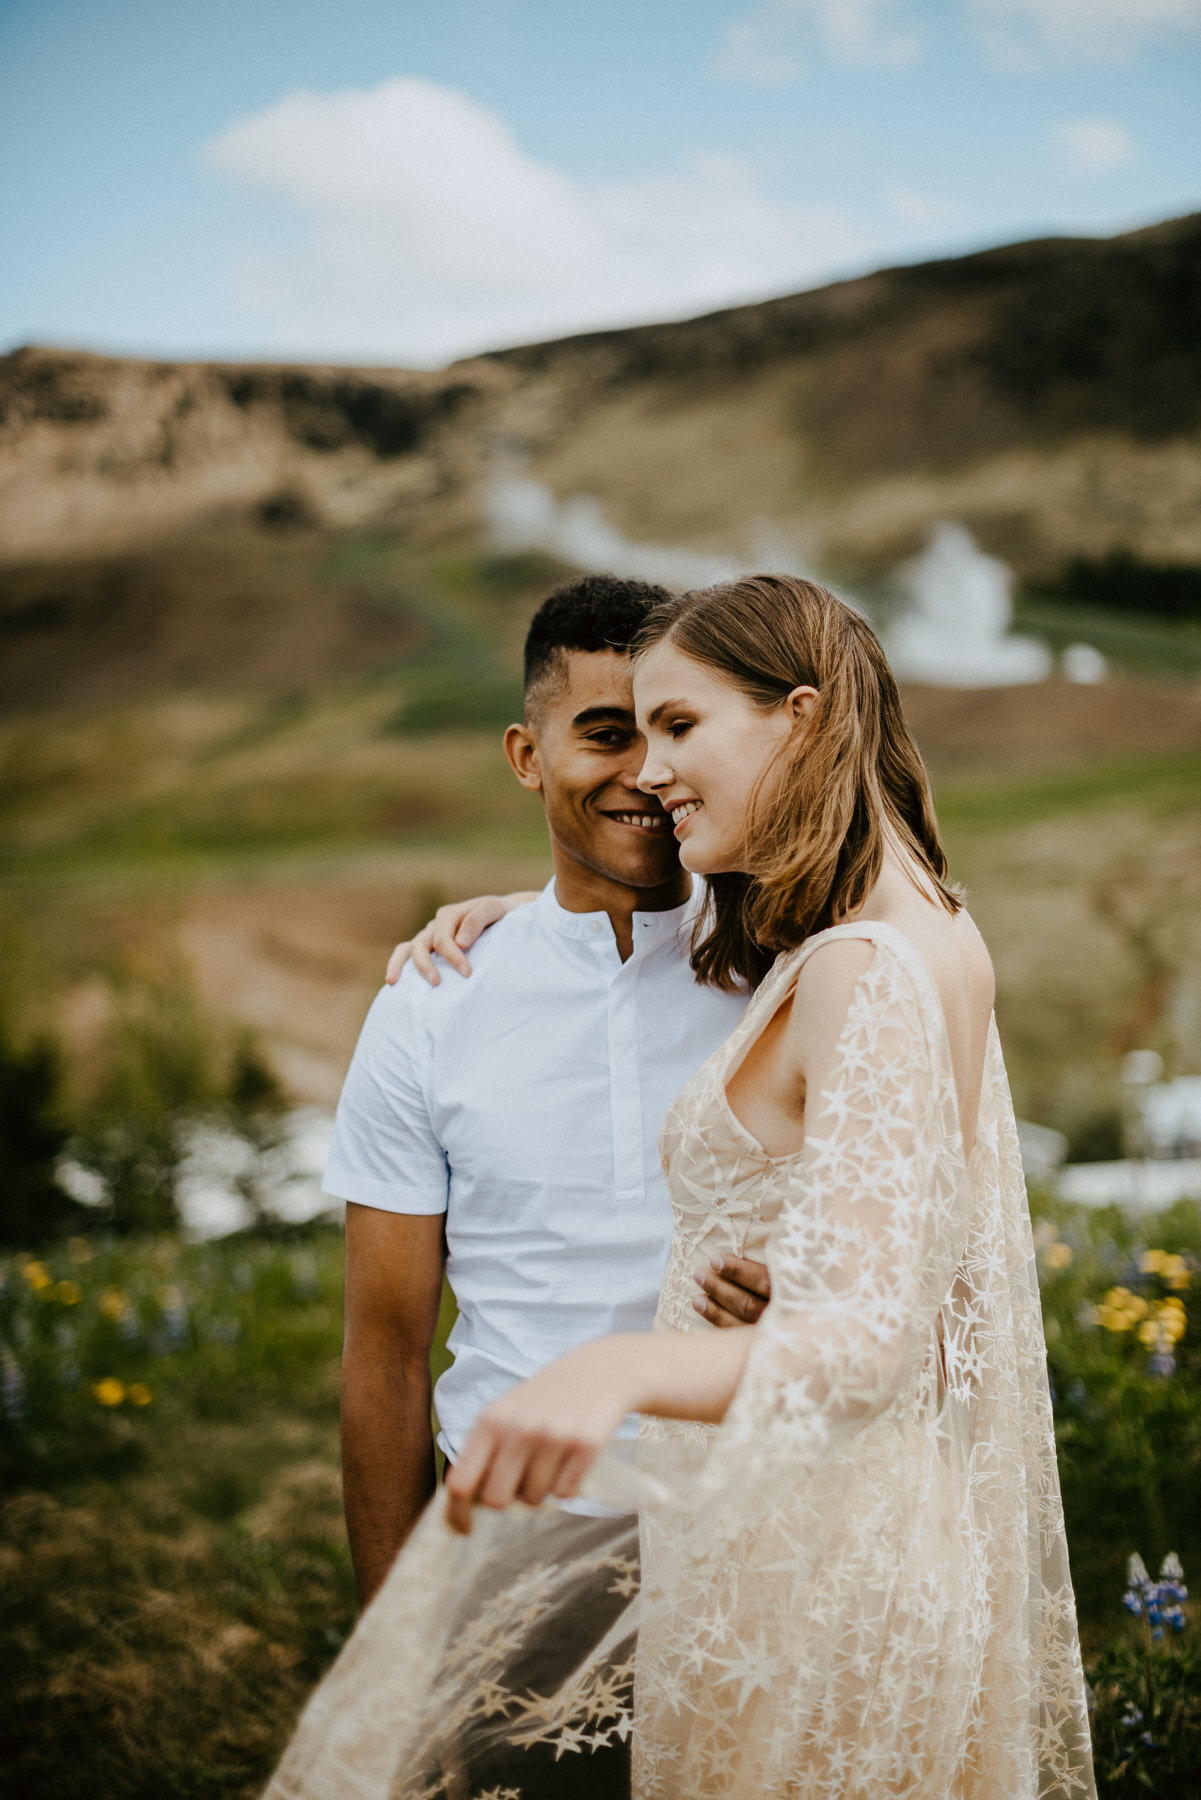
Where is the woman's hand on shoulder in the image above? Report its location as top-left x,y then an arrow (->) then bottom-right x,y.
444,1338 -> 639,1533
386,891 -> 542,986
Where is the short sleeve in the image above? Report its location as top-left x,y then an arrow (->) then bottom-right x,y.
322,974 -> 450,1216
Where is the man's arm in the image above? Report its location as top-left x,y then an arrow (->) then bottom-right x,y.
341,1203 -> 446,1607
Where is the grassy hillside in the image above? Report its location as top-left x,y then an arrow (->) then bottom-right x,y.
3,213 -> 1200,584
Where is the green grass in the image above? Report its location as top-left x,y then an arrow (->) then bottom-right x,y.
935,750 -> 1201,833
1,1210 -> 1199,1796
0,1227 -> 466,1800
1015,593 -> 1201,681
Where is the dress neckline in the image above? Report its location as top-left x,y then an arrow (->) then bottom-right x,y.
718,920 -> 966,1166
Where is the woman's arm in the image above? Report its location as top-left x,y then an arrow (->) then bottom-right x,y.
446,937 -> 942,1533
444,1328 -> 754,1534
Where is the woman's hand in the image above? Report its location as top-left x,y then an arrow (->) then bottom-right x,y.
444,1337 -> 640,1534
444,1327 -> 756,1533
386,891 -> 542,986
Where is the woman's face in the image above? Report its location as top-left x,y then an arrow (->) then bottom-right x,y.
634,639 -> 812,875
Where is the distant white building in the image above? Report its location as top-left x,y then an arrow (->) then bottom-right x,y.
1051,1061 -> 1201,1210
1141,1077 -> 1201,1159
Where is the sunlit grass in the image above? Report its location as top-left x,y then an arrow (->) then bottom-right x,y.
1015,593 -> 1201,681
936,750 -> 1201,833
1,1208 -> 1198,1796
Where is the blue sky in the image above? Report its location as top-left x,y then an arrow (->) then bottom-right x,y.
2,0 -> 1199,366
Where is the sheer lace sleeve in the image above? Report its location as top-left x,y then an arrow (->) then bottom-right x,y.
719,935 -> 965,1470
631,931 -> 1093,1799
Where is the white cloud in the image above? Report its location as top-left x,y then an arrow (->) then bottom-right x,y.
968,0 -> 1201,63
887,186 -> 971,229
1056,117 -> 1137,174
714,15 -> 804,83
714,0 -> 920,85
204,78 -> 872,364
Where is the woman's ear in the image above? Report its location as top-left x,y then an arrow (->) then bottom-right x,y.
785,685 -> 819,725
504,723 -> 543,792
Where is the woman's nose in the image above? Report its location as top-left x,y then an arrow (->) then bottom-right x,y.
636,750 -> 671,794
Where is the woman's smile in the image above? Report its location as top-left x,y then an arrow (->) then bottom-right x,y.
669,799 -> 703,835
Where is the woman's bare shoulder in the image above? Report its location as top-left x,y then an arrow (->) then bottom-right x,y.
943,906 -> 996,1012
786,937 -> 877,1066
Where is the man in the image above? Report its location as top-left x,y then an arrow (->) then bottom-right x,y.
326,575 -> 768,1613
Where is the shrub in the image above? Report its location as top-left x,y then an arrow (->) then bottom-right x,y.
0,1229 -> 343,1490
66,970 -> 287,1238
0,1024 -> 80,1248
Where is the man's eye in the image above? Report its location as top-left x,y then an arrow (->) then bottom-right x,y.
588,731 -> 628,747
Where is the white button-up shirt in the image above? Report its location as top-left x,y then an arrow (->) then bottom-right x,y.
323,881 -> 747,1460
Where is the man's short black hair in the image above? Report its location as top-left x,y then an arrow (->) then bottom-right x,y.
523,574 -> 673,721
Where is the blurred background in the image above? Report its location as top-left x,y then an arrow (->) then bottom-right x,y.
2,2 -> 1200,1795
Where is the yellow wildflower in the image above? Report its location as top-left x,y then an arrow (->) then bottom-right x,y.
1158,1297 -> 1188,1345
99,1289 -> 129,1321
1135,1297 -> 1187,1353
68,1237 -> 93,1264
1140,1249 -> 1191,1290
1044,1242 -> 1073,1271
1097,1287 -> 1150,1332
92,1377 -> 125,1407
54,1280 -> 81,1306
22,1261 -> 51,1293
127,1383 -> 153,1407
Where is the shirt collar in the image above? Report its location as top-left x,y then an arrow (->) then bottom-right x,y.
534,877 -> 703,946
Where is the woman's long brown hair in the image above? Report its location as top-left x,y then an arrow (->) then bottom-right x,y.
633,574 -> 960,989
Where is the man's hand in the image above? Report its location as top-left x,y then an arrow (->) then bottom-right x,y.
386,892 -> 542,986
692,1254 -> 771,1327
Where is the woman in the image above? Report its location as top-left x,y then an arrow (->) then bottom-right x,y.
268,575 -> 1094,1799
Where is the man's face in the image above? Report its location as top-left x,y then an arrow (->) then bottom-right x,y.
512,649 -> 681,893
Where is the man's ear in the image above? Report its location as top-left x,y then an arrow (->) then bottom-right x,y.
504,722 -> 543,792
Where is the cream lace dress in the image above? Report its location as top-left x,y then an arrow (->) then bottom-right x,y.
265,922 -> 1096,1800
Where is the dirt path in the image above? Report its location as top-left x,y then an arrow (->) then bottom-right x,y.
177,853 -> 550,1103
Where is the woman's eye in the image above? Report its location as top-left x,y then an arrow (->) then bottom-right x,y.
668,720 -> 692,740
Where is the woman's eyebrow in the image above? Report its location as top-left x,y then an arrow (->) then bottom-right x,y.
644,698 -> 688,728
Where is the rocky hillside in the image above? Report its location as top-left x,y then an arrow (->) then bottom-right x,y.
1,210 -> 1199,710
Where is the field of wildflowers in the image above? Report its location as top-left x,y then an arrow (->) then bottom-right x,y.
0,1226 -> 358,1800
0,1200 -> 1197,1797
0,1231 -> 339,1487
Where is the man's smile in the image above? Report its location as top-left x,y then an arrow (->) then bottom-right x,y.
603,808 -> 672,832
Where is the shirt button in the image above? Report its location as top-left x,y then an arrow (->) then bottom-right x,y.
590,920 -> 603,933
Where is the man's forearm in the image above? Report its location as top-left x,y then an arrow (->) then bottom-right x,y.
341,1350 -> 436,1607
